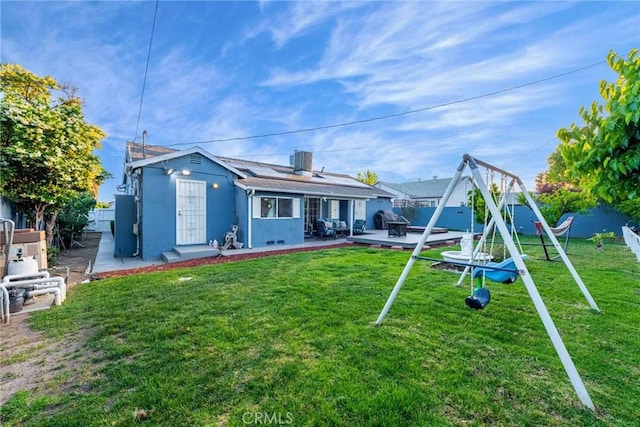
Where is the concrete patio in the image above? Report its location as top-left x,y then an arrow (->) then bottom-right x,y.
91,228 -> 466,275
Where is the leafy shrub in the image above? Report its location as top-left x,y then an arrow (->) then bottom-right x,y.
47,245 -> 59,266
56,192 -> 96,247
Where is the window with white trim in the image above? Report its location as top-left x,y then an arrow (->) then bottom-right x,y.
256,196 -> 299,218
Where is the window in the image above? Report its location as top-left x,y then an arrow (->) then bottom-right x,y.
329,200 -> 339,218
257,196 -> 297,218
261,197 -> 276,217
278,198 -> 293,217
354,200 -> 366,219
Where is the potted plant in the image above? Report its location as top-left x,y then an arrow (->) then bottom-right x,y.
590,231 -> 615,250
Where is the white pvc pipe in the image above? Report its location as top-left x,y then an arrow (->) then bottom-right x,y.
26,288 -> 61,306
4,276 -> 66,302
3,270 -> 50,282
247,189 -> 255,249
1,284 -> 9,323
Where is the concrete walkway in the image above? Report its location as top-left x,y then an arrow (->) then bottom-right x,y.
91,232 -> 164,274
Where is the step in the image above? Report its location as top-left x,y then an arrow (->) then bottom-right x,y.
161,251 -> 181,263
162,245 -> 221,263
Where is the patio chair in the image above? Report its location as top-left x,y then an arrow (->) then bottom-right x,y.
316,220 -> 336,239
353,219 -> 366,235
333,220 -> 349,236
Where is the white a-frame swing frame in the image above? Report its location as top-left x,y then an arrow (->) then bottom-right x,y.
375,154 -> 600,410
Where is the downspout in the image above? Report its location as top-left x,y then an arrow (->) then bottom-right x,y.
247,189 -> 255,249
132,170 -> 141,257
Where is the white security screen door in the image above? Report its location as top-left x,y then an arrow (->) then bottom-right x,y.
176,179 -> 206,245
355,200 -> 366,219
329,200 -> 340,219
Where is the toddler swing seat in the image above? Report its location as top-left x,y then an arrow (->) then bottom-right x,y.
465,287 -> 491,309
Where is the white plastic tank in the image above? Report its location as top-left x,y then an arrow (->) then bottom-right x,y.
7,250 -> 39,277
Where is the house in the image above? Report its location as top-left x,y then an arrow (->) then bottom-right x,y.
375,176 -> 474,208
115,142 -> 393,261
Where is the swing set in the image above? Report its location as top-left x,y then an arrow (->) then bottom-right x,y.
375,154 -> 600,410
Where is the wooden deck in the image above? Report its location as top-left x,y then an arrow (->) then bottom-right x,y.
346,229 -> 468,250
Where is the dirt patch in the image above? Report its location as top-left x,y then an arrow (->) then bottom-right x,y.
0,232 -> 102,405
0,237 -> 374,404
0,316 -> 103,406
55,231 -> 103,285
1,234 -> 354,404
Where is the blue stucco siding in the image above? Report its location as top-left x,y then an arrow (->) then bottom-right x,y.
366,198 -> 393,228
138,154 -> 240,260
250,192 -> 304,247
133,150 -> 398,259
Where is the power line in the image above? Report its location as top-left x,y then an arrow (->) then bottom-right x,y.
133,0 -> 159,142
505,137 -> 558,169
167,60 -> 605,147
239,117 -> 549,158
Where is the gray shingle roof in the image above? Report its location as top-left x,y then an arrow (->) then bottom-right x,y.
236,176 -> 391,199
125,142 -> 393,199
127,142 -> 177,162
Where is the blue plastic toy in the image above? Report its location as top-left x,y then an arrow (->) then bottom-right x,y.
471,255 -> 528,284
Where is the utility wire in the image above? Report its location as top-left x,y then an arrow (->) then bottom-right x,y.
167,60 -> 605,147
239,117 -> 549,158
133,0 -> 159,142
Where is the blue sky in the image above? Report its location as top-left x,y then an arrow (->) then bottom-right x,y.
2,1 -> 639,202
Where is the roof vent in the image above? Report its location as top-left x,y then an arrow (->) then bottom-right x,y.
293,151 -> 312,177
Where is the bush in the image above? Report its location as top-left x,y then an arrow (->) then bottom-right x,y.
56,192 -> 96,247
47,245 -> 59,267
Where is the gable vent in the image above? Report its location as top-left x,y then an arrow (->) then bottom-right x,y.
189,154 -> 201,165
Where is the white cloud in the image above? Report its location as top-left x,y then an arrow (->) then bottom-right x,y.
3,1 -> 638,200
246,1 -> 365,48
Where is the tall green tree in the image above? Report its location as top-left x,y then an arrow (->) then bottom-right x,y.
526,148 -> 596,226
356,169 -> 378,185
0,64 -> 109,244
467,184 -> 501,225
557,49 -> 639,221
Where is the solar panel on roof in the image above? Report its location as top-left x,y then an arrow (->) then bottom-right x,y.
317,174 -> 371,188
246,165 -> 285,178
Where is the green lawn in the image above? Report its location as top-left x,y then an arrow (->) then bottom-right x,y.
2,237 -> 639,426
